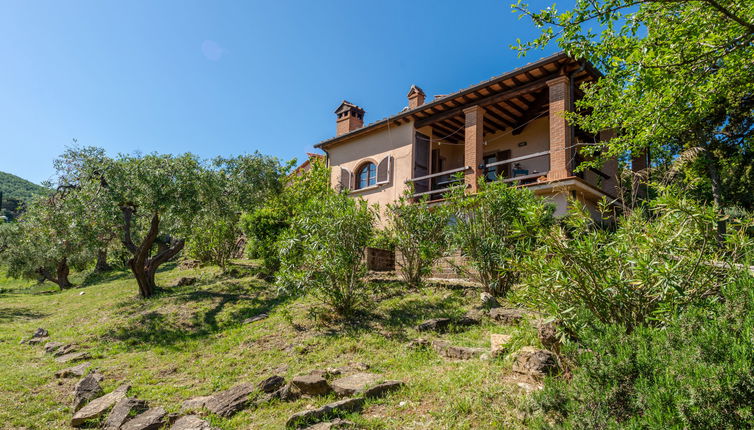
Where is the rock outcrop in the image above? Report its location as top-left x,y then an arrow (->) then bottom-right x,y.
512,346 -> 559,377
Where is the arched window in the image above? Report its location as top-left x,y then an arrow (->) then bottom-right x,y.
356,162 -> 377,189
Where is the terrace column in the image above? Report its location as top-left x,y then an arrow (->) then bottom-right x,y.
631,147 -> 649,198
547,76 -> 572,181
463,105 -> 485,193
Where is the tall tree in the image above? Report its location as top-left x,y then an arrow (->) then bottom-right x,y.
513,0 -> 754,210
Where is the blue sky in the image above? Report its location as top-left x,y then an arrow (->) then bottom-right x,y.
0,0 -> 559,184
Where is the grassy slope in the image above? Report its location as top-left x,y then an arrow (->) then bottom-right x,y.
0,263 -> 540,429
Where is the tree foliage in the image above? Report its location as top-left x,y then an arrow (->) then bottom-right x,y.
0,193 -> 94,289
240,156 -> 330,276
513,0 -> 754,209
446,177 -> 554,297
386,187 -> 448,288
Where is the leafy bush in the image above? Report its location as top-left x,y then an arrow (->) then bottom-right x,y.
386,188 -> 448,288
239,206 -> 288,273
516,189 -> 745,333
186,216 -> 239,270
278,190 -> 375,317
529,273 -> 754,429
446,177 -> 554,296
240,156 -> 330,277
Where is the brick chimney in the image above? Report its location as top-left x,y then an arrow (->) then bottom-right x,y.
335,100 -> 365,136
407,85 -> 425,109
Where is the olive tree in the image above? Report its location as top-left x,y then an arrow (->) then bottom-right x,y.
0,193 -> 94,289
186,153 -> 284,269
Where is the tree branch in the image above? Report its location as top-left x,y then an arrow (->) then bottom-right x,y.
701,0 -> 754,32
120,205 -> 138,254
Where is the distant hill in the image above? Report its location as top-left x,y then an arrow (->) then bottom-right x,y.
0,171 -> 49,219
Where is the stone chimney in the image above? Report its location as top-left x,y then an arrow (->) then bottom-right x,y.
407,85 -> 426,109
335,100 -> 365,136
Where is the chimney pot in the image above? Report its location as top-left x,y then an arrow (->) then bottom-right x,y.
407,85 -> 426,109
334,100 -> 365,136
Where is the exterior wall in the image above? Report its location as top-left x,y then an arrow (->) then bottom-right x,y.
327,122 -> 415,223
483,116 -> 551,176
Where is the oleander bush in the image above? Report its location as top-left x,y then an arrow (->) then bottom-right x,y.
529,272 -> 754,429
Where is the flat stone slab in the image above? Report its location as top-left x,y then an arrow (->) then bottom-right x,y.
204,383 -> 256,417
286,397 -> 364,428
362,380 -> 404,398
120,406 -> 167,430
181,395 -> 212,412
56,351 -> 91,363
27,336 -> 49,345
44,341 -> 65,354
432,340 -> 485,360
490,334 -> 513,355
104,397 -> 148,430
71,383 -> 130,427
72,372 -> 104,411
291,373 -> 332,396
31,327 -> 48,338
303,419 -> 355,429
243,313 -> 268,324
52,343 -> 78,357
489,308 -> 528,325
331,372 -> 381,396
55,361 -> 92,378
170,415 -> 216,430
416,318 -> 452,333
258,375 -> 285,393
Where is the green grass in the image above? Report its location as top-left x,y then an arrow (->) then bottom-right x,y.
0,262 -> 538,429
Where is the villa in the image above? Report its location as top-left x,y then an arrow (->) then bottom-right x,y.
315,52 -> 647,219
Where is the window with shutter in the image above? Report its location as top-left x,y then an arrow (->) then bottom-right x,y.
340,167 -> 352,190
376,156 -> 392,184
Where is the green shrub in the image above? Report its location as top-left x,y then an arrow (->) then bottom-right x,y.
529,273 -> 754,429
240,156 -> 331,277
239,206 -> 288,274
386,188 -> 448,288
446,177 -> 554,297
278,190 -> 375,317
186,215 -> 239,270
515,189 -> 745,333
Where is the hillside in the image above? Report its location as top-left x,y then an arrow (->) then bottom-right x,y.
0,171 -> 47,202
0,262 -> 542,429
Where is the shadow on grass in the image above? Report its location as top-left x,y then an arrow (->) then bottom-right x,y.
80,269 -> 130,287
0,306 -> 48,323
314,283 -> 469,342
102,278 -> 295,349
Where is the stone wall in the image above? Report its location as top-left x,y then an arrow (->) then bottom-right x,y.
392,250 -> 476,281
365,247 -> 396,272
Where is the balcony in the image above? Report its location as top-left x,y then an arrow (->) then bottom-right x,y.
406,150 -> 551,200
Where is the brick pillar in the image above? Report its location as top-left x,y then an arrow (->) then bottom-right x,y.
547,76 -> 572,181
463,105 -> 484,193
631,147 -> 649,198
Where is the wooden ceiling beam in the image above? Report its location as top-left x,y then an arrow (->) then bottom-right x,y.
415,77 -> 551,128
484,108 -> 516,129
512,90 -> 550,135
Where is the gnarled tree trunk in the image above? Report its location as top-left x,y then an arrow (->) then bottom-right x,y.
39,257 -> 74,290
121,208 -> 184,298
94,249 -> 112,273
